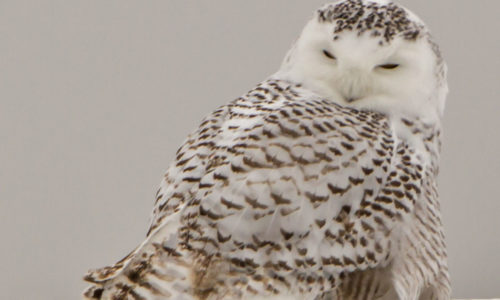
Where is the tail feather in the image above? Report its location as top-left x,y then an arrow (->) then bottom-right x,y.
83,214 -> 194,300
84,246 -> 139,284
83,242 -> 194,300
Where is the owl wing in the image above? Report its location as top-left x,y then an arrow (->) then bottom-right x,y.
84,79 -> 421,296
149,79 -> 415,277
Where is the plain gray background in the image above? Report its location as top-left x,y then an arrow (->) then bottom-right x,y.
1,1 -> 499,299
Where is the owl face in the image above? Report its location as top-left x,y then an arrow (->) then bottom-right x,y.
280,0 -> 447,123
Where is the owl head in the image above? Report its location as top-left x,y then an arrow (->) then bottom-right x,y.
279,0 -> 447,123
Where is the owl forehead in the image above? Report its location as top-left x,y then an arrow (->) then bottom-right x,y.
317,0 -> 425,45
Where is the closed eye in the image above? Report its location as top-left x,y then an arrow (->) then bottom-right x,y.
322,49 -> 336,60
378,63 -> 399,70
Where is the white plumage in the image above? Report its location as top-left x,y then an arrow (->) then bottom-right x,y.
84,1 -> 450,299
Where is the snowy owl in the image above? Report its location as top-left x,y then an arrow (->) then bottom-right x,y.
84,0 -> 450,299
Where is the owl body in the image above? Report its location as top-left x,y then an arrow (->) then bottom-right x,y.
84,1 -> 450,299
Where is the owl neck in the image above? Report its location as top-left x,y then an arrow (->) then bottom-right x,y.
273,69 -> 443,124
267,74 -> 443,175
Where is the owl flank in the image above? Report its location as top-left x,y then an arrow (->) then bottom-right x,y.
84,0 -> 450,299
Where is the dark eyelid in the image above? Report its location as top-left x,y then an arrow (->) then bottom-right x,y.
323,49 -> 336,60
378,63 -> 399,69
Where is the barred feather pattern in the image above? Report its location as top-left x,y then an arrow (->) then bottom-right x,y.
83,78 -> 450,300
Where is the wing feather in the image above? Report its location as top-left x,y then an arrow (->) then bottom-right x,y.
84,79 -> 423,297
